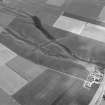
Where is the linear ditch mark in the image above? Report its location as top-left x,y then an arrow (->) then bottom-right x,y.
6,28 -> 71,59
0,4 -> 77,46
31,15 -> 105,69
0,5 -> 73,59
32,18 -> 105,68
1,4 -> 105,69
0,4 -> 56,41
5,27 -> 39,48
7,14 -> 105,68
0,3 -> 29,18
